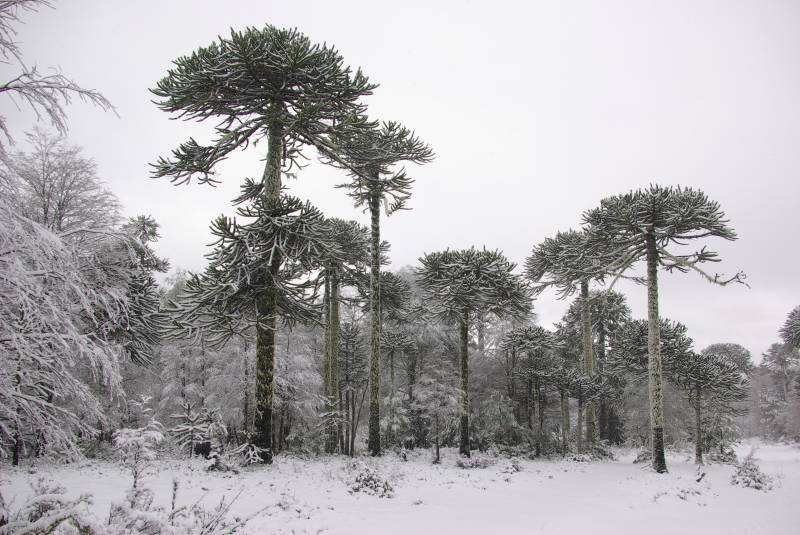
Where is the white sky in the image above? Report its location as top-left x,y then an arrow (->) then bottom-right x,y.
4,0 -> 799,362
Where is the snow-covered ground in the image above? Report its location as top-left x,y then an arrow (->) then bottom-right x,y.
2,441 -> 797,534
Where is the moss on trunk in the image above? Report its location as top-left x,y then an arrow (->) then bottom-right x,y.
646,231 -> 668,473
367,191 -> 382,456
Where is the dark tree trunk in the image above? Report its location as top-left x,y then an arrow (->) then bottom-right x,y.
459,311 -> 471,457
535,377 -> 544,457
581,280 -> 596,446
253,117 -> 283,464
694,385 -> 704,465
645,231 -> 668,473
577,395 -> 584,453
560,388 -> 570,455
597,322 -> 608,441
367,191 -> 382,456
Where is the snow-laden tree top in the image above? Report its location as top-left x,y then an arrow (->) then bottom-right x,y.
525,229 -> 615,298
320,120 -> 434,214
780,306 -> 800,350
416,247 -> 531,325
583,185 -> 745,286
150,25 -> 376,185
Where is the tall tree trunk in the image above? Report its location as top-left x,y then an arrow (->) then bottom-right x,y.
645,231 -> 668,473
694,385 -> 703,465
242,341 -> 251,435
597,321 -> 608,441
534,377 -> 544,456
526,378 -> 534,430
322,271 -> 332,452
581,280 -> 596,446
388,349 -> 396,447
434,414 -> 441,463
459,310 -> 471,457
560,388 -> 570,455
408,352 -> 417,403
577,395 -> 584,453
253,117 -> 283,464
330,271 -> 341,453
367,191 -> 382,456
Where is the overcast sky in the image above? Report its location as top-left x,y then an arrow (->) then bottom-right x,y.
5,0 -> 799,362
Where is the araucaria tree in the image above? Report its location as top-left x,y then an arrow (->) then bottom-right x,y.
781,306 -> 800,350
671,347 -> 749,465
321,121 -> 433,456
151,25 -> 374,462
417,248 -> 531,457
525,230 -> 612,446
585,185 -> 746,473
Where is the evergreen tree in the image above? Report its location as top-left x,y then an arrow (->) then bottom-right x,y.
320,219 -> 370,453
584,185 -> 745,473
320,121 -> 433,456
525,230 -> 616,446
500,326 -> 560,455
417,247 -> 531,457
781,306 -> 800,350
671,346 -> 749,464
151,25 -> 374,462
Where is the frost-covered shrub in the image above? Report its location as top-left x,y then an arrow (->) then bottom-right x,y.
708,446 -> 738,465
456,454 -> 495,469
106,481 -> 257,534
229,442 -> 268,466
113,417 -> 164,489
565,453 -> 592,463
632,449 -> 652,464
500,459 -> 522,473
0,479 -> 101,534
348,463 -> 394,498
731,451 -> 773,491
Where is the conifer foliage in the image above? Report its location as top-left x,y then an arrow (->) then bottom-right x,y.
417,247 -> 531,457
151,25 -> 375,463
584,185 -> 745,473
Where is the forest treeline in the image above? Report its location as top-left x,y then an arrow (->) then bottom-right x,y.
2,11 -> 800,477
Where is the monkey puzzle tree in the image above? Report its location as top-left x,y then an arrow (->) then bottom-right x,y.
584,185 -> 745,473
500,326 -> 561,456
525,229 -> 614,446
671,347 -> 749,464
320,218 -> 370,453
781,306 -> 800,350
151,25 -> 374,462
320,121 -> 433,456
560,290 -> 631,443
417,247 -> 531,457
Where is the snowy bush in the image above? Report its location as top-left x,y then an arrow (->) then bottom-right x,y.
708,446 -> 738,465
229,442 -> 268,466
456,454 -> 495,469
731,450 -> 774,491
348,463 -> 394,498
113,416 -> 164,489
632,449 -> 652,464
564,453 -> 592,463
500,459 -> 522,474
0,479 -> 100,534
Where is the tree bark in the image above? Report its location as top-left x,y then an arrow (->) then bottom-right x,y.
581,280 -> 596,446
367,190 -> 382,456
534,377 -> 544,457
577,395 -> 584,453
253,116 -> 283,464
597,321 -> 608,441
459,310 -> 471,457
694,385 -> 703,465
646,231 -> 668,473
560,388 -> 570,455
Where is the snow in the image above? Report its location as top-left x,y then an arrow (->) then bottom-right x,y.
2,441 -> 796,535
